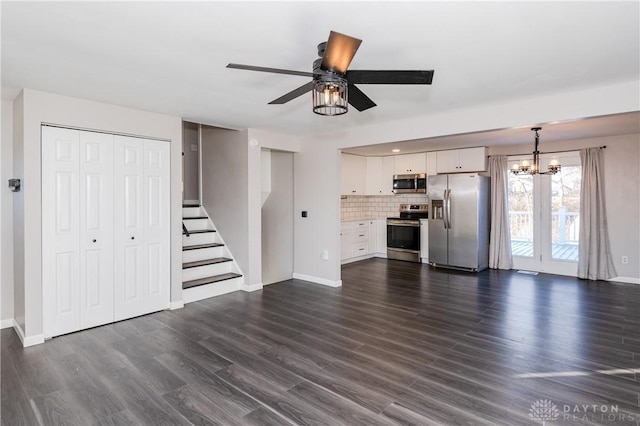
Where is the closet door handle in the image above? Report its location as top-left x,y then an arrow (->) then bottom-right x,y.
92,239 -> 97,243
131,236 -> 135,240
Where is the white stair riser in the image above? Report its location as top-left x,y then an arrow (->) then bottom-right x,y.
182,207 -> 203,218
182,246 -> 226,263
183,277 -> 243,304
184,219 -> 211,231
183,232 -> 218,246
182,262 -> 235,282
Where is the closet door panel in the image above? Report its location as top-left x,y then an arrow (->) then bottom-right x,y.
113,136 -> 145,321
79,131 -> 114,329
143,140 -> 170,313
42,126 -> 81,338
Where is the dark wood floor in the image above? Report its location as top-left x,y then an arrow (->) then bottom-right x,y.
2,258 -> 639,425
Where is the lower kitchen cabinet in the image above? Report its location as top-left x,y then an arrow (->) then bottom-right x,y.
341,219 -> 387,264
420,218 -> 429,263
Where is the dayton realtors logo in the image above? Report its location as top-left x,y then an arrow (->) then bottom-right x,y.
529,399 -> 560,425
529,399 -> 635,424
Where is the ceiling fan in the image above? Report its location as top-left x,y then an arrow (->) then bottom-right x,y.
227,31 -> 434,116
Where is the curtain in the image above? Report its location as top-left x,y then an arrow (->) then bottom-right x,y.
578,148 -> 617,280
488,155 -> 513,269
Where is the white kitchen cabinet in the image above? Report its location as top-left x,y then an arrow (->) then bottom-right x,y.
340,224 -> 351,261
420,219 -> 429,263
376,219 -> 387,255
436,147 -> 487,173
366,156 -> 395,195
42,126 -> 170,339
426,152 -> 437,176
394,153 -> 426,174
341,153 -> 366,195
342,219 -> 388,262
340,220 -> 373,263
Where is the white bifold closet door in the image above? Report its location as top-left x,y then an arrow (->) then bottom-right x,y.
42,126 -> 169,339
113,135 -> 170,321
42,126 -> 115,337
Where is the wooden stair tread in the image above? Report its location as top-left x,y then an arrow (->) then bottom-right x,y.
182,216 -> 208,220
183,273 -> 242,289
186,229 -> 216,234
182,203 -> 200,208
183,243 -> 224,251
183,257 -> 232,269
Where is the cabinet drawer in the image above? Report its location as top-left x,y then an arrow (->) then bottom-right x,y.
352,242 -> 370,257
352,229 -> 369,243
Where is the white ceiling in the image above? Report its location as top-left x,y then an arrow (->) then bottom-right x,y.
2,1 -> 639,143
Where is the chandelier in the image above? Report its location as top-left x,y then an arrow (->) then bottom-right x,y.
511,127 -> 561,175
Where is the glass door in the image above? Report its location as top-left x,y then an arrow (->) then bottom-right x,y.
508,152 -> 581,276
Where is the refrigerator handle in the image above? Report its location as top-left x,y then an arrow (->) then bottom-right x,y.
414,176 -> 418,193
443,189 -> 449,229
446,189 -> 452,229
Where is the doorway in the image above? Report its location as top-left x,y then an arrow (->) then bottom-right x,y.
182,121 -> 200,205
508,152 -> 581,276
261,149 -> 294,285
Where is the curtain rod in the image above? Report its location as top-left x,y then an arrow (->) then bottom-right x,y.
488,145 -> 606,157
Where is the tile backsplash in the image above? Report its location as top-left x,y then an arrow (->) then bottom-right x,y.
341,194 -> 428,221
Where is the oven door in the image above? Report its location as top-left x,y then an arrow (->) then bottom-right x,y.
387,220 -> 421,251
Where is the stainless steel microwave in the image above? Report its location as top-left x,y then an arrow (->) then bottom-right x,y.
393,174 -> 427,194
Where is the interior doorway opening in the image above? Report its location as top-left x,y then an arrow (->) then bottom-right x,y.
182,121 -> 200,205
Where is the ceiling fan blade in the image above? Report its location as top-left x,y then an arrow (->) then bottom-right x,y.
227,63 -> 314,78
320,31 -> 362,74
268,81 -> 315,104
346,70 -> 434,85
348,84 -> 377,112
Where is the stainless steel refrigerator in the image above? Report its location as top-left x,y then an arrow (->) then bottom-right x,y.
428,173 -> 490,271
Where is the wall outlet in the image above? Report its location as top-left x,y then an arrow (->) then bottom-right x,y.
621,256 -> 628,264
321,250 -> 329,261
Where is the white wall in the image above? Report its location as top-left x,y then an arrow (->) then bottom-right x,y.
293,140 -> 342,286
13,93 -> 25,333
12,89 -> 183,343
262,150 -> 294,285
200,127 -> 259,287
1,101 -> 15,326
292,81 -> 639,286
489,133 -> 640,282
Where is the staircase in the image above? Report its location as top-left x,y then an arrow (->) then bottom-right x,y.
182,204 -> 243,304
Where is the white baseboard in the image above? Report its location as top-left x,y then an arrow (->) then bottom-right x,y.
241,282 -> 263,292
14,322 -> 45,347
292,273 -> 342,288
1,318 -> 15,329
608,276 -> 640,285
169,300 -> 184,310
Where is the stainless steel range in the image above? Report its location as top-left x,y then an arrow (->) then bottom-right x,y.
387,204 -> 428,263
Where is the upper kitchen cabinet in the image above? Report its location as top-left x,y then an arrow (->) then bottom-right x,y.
436,147 -> 487,173
366,156 -> 395,195
394,153 -> 426,174
341,153 -> 366,195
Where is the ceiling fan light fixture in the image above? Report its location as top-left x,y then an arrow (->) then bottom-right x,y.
312,77 -> 348,116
